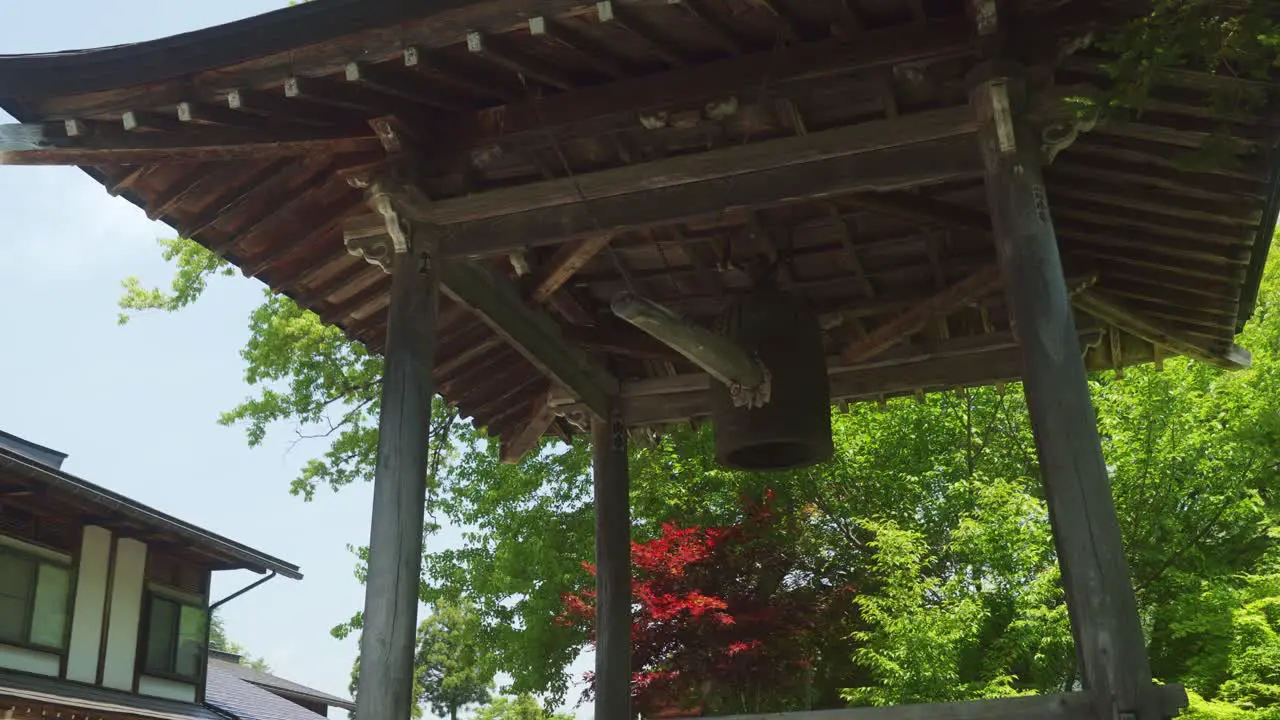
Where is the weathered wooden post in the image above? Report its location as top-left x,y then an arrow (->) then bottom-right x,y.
971,63 -> 1157,719
592,405 -> 632,720
348,178 -> 440,720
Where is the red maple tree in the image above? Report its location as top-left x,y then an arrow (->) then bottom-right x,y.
560,493 -> 851,717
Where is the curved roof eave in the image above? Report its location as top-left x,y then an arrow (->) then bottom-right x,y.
0,0 -> 472,100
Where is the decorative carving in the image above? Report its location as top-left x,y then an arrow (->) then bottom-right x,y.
1031,82 -> 1100,164
345,177 -> 415,273
345,233 -> 399,273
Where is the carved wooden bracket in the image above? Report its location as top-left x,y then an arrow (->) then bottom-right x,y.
345,177 -> 415,273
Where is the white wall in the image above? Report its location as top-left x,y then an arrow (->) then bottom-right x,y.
0,643 -> 60,677
65,525 -> 112,683
138,675 -> 197,702
101,537 -> 147,690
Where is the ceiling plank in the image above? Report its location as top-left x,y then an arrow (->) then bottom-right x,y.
0,122 -> 380,165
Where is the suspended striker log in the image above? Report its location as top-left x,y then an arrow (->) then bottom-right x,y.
612,292 -> 770,408
611,289 -> 832,470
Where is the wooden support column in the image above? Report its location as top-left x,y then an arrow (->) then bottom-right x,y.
971,65 -> 1158,719
591,405 -> 631,720
350,200 -> 439,720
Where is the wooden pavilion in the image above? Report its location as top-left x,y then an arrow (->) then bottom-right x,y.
0,0 -> 1276,718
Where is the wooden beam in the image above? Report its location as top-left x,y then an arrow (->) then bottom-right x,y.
0,122 -> 380,165
467,31 -> 577,91
596,0 -> 692,67
442,135 -> 982,258
499,392 -> 556,463
121,110 -> 185,133
456,17 -> 973,148
973,67 -> 1156,720
345,61 -> 470,112
530,234 -> 613,302
428,106 -> 976,225
529,16 -> 630,80
403,46 -> 522,103
675,0 -> 748,55
707,687 -> 1187,720
437,260 -> 619,418
1072,288 -> 1249,369
177,101 -> 276,130
591,405 -> 632,720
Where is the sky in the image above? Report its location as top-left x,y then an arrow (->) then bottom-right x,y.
0,2 -> 589,718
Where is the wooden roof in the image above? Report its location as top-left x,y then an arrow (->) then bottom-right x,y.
0,0 -> 1276,452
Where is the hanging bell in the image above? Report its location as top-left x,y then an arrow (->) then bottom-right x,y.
709,287 -> 833,471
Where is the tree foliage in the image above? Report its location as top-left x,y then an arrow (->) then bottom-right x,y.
560,493 -> 854,716
471,695 -> 574,720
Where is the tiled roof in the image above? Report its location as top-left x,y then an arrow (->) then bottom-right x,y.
207,659 -> 353,712
205,663 -> 330,720
0,670 -> 224,720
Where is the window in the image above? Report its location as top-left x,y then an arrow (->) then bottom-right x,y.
0,547 -> 72,650
143,594 -> 207,679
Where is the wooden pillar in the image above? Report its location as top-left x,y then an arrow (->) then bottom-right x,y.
353,228 -> 439,720
971,66 -> 1156,718
592,406 -> 632,720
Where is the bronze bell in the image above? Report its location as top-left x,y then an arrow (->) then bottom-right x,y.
709,287 -> 833,471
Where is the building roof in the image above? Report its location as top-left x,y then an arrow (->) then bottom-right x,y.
0,670 -> 225,720
208,656 -> 354,712
0,0 -> 1274,445
0,439 -> 301,580
205,662 -> 342,720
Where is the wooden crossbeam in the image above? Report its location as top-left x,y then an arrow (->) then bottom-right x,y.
0,122 -> 380,165
439,134 -> 981,260
438,260 -> 620,418
425,106 -> 976,226
1072,288 -> 1251,369
841,264 -> 1002,362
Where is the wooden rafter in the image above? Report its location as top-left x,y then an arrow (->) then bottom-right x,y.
841,263 -> 1002,363
0,122 -> 379,165
499,391 -> 557,463
1072,288 -> 1250,369
530,235 -> 614,303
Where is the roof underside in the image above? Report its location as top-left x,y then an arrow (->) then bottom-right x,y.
0,448 -> 302,578
0,0 -> 1276,448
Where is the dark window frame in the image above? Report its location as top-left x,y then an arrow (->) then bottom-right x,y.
140,590 -> 207,682
0,544 -> 73,654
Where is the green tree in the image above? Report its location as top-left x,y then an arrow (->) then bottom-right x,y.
121,232 -> 1280,714
471,695 -> 573,720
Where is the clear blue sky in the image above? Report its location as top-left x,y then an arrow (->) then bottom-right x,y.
0,4 -> 594,717
1,0 -> 396,713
